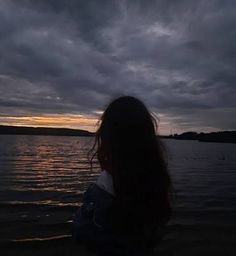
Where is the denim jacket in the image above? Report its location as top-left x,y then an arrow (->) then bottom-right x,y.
72,183 -> 154,255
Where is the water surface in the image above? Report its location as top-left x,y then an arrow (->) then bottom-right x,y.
0,135 -> 236,243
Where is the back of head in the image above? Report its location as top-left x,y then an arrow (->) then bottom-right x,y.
93,96 -> 171,244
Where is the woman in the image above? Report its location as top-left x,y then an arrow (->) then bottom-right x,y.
73,96 -> 172,255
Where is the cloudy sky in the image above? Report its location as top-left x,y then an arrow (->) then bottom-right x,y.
0,0 -> 235,134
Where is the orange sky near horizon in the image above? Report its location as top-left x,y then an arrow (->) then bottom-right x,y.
0,116 -> 100,132
0,115 -> 177,135
0,115 -> 218,135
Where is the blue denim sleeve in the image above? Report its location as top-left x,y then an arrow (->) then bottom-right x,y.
72,183 -> 113,242
72,184 -> 149,255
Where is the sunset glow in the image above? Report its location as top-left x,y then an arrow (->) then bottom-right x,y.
0,115 -> 99,132
0,1 -> 235,135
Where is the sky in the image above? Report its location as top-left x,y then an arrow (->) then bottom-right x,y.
0,0 -> 236,134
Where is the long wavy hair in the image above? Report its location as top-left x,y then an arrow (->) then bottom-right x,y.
90,96 -> 172,245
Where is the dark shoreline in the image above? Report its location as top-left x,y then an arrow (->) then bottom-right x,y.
1,225 -> 236,256
0,236 -> 88,256
0,125 -> 94,137
159,131 -> 236,144
0,125 -> 236,143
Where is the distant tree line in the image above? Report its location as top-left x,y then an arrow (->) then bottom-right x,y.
0,125 -> 94,137
163,131 -> 236,143
1,125 -> 235,143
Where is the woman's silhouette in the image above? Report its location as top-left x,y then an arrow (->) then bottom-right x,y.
73,96 -> 172,255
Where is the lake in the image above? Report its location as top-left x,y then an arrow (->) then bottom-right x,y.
0,135 -> 236,254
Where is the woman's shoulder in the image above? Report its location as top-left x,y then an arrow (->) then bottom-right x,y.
72,182 -> 114,235
95,170 -> 115,196
84,182 -> 114,207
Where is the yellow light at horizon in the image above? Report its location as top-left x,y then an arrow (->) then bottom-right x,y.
0,114 -> 199,135
0,115 -> 99,132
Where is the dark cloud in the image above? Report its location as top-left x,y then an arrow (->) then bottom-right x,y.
0,0 -> 236,132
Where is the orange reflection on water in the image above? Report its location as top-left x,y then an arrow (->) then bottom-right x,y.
10,136 -> 96,193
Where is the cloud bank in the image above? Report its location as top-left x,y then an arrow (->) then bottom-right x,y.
0,0 -> 236,133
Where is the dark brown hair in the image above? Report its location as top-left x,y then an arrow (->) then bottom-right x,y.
90,96 -> 171,245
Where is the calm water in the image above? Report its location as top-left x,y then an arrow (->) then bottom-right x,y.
0,135 -> 236,242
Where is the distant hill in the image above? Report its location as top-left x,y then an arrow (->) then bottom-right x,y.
0,125 -> 94,137
1,125 -> 235,143
165,131 -> 236,143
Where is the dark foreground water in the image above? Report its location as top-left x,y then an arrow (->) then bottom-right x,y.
0,135 -> 236,253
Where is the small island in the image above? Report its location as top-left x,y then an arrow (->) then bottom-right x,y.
160,131 -> 236,143
0,125 -> 94,137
